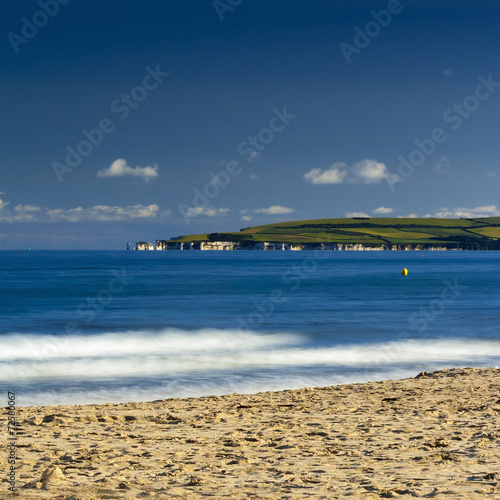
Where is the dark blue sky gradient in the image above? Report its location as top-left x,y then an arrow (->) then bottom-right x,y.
0,0 -> 498,248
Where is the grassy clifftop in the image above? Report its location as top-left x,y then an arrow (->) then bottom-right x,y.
168,217 -> 500,249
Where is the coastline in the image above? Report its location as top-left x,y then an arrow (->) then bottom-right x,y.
135,216 -> 500,251
2,367 -> 499,498
145,241 -> 490,251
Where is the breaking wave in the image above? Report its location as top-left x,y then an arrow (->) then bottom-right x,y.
1,328 -> 498,406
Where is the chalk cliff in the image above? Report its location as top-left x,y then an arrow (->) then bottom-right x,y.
151,240 -> 456,251
135,242 -> 154,250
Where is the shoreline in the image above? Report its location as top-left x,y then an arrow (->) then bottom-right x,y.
144,241 -> 487,251
2,367 -> 499,498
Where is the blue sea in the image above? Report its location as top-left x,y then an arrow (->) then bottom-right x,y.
0,250 -> 498,407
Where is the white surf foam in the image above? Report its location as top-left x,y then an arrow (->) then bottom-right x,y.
0,329 -> 498,383
0,328 -> 304,361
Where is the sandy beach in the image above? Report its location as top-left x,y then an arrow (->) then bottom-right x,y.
2,367 -> 499,499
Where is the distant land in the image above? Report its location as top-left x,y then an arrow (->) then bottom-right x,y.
135,217 -> 500,251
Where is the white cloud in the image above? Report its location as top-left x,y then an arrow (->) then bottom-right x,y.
397,213 -> 418,218
345,211 -> 370,218
249,173 -> 260,180
0,208 -> 35,222
0,204 -> 43,222
434,156 -> 450,174
0,199 -> 10,211
485,171 -> 496,179
372,206 -> 394,215
304,163 -> 347,184
351,159 -> 388,184
304,159 -> 388,185
442,69 -> 453,77
14,204 -> 41,212
97,158 -> 159,180
46,204 -> 160,222
241,215 -> 253,222
0,203 -> 162,222
424,205 -> 500,218
184,207 -> 230,218
254,205 -> 294,215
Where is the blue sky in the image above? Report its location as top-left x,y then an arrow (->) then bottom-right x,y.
0,0 -> 499,249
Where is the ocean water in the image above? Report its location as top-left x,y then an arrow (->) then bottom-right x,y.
0,250 -> 498,407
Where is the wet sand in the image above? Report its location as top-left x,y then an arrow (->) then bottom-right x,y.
2,367 -> 499,499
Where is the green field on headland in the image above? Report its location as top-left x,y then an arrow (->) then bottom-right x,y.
167,217 -> 500,250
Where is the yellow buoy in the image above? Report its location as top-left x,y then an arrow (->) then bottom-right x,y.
402,268 -> 408,276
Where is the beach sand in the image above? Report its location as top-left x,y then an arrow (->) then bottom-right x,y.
2,367 -> 499,499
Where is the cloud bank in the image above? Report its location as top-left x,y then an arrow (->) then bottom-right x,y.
425,205 -> 500,218
344,206 -> 499,219
0,203 -> 163,222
